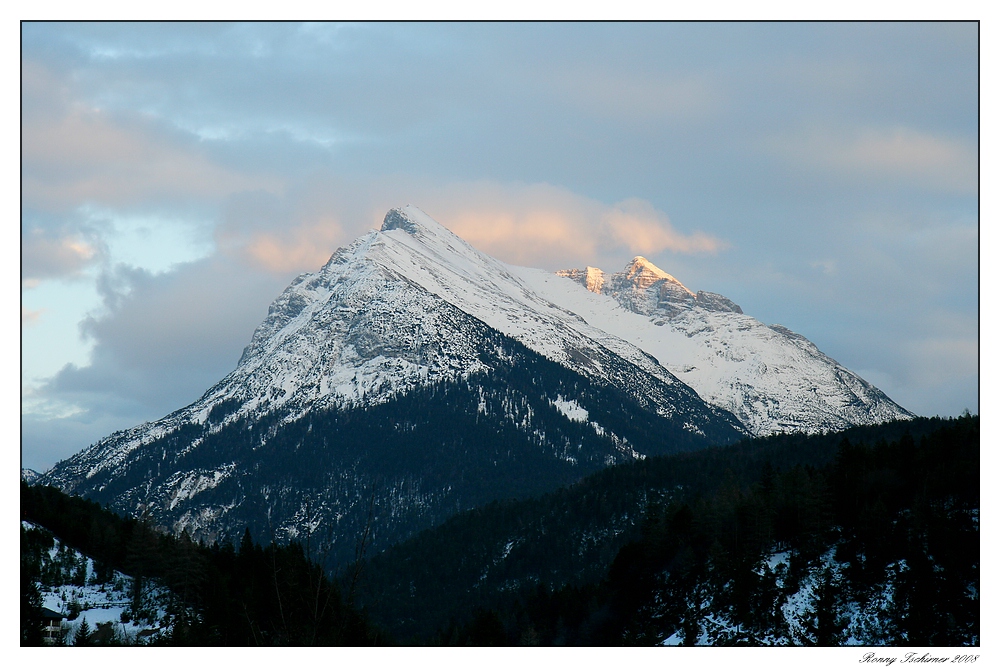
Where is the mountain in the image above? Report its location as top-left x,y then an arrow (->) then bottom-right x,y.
529,258 -> 912,435
38,206 -> 909,571
39,206 -> 745,568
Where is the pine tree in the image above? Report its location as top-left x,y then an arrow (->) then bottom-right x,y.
126,519 -> 159,622
796,568 -> 845,646
73,617 -> 92,646
813,569 -> 846,646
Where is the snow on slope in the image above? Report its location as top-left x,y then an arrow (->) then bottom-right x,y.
365,207 -> 695,397
658,545 -> 912,646
513,258 -> 912,436
48,206 -> 737,489
48,205 -> 910,493
183,205 -> 712,425
209,205 -> 717,423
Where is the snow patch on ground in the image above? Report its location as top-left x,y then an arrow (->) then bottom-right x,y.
550,395 -> 588,423
25,521 -> 176,645
165,464 -> 235,510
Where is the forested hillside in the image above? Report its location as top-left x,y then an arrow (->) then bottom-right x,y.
24,415 -> 977,646
355,416 -> 978,645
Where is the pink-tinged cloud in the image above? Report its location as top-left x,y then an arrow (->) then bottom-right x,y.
770,125 -> 977,193
216,207 -> 346,275
206,179 -> 727,277
394,181 -> 729,270
21,61 -> 282,212
602,199 -> 728,255
242,218 -> 346,273
22,231 -> 99,283
448,209 -> 594,259
436,183 -> 602,268
418,183 -> 727,266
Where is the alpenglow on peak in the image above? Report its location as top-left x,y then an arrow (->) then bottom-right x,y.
556,257 -> 696,300
623,256 -> 692,292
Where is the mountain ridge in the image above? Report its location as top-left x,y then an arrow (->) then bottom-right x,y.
38,205 -> 910,566
544,253 -> 910,435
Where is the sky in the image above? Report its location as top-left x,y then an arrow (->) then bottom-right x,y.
19,21 -> 980,473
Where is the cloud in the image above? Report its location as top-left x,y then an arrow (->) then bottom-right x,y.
547,68 -> 722,122
428,182 -> 601,268
203,178 -> 728,276
21,60 -> 283,212
214,188 -> 350,274
854,323 -> 979,419
240,218 -> 346,273
33,255 -> 293,429
21,411 -> 153,474
411,181 -> 729,271
809,259 -> 838,276
904,335 -> 979,386
438,208 -> 593,265
602,199 -> 728,255
21,230 -> 100,283
769,125 -> 977,193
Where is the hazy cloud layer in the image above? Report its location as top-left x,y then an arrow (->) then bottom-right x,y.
768,125 -> 978,193
407,183 -> 726,270
22,60 -> 283,213
20,22 -> 978,471
21,307 -> 44,327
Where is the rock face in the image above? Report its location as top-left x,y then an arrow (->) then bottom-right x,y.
39,206 -> 910,567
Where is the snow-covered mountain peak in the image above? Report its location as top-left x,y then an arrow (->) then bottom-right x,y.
541,255 -> 912,436
555,267 -> 606,294
559,259 -> 735,316
381,204 -> 441,235
38,203 -> 913,557
559,257 -> 694,299
372,205 -> 510,285
623,256 -> 690,292
378,204 -> 476,254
